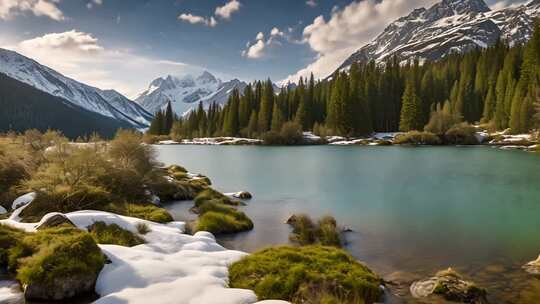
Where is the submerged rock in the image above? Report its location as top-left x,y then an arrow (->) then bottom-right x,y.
36,214 -> 75,230
231,191 -> 253,200
285,214 -> 297,225
410,268 -> 487,303
523,255 -> 540,275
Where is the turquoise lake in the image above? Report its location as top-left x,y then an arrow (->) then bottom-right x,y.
157,145 -> 540,303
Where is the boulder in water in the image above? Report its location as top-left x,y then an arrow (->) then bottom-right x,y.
410,268 -> 487,303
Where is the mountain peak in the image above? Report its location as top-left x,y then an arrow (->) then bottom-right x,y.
440,0 -> 490,13
196,71 -> 218,84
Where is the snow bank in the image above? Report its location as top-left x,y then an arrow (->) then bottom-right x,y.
158,140 -> 179,145
0,196 -> 287,304
11,192 -> 35,210
179,137 -> 262,145
0,206 -> 6,215
302,132 -> 322,144
0,280 -> 23,304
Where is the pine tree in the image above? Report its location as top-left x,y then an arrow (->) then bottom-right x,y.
164,101 -> 174,134
399,76 -> 423,132
271,101 -> 285,132
247,111 -> 258,138
258,79 -> 274,133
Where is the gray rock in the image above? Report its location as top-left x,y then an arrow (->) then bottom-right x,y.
24,272 -> 97,301
410,268 -> 488,303
36,214 -> 75,230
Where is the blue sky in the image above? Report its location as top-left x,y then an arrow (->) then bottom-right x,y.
0,0 -> 527,97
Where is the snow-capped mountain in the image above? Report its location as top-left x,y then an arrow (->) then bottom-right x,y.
135,71 -> 247,115
0,48 -> 152,128
338,0 -> 540,70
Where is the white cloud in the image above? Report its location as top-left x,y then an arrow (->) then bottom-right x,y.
270,27 -> 284,37
179,0 -> 240,27
242,27 -> 292,59
6,30 -> 203,98
282,0 -> 437,84
178,13 -> 217,27
19,30 -> 104,53
242,39 -> 266,59
0,0 -> 65,21
306,0 -> 317,7
215,0 -> 240,19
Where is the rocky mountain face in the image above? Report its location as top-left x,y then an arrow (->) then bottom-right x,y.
0,48 -> 152,129
135,71 -> 247,116
338,0 -> 540,70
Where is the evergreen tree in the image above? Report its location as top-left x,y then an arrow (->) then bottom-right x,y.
164,101 -> 174,134
399,76 -> 423,132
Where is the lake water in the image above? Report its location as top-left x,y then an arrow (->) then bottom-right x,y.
157,145 -> 540,303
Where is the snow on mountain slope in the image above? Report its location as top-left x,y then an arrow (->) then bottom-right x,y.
99,89 -> 153,126
338,0 -> 540,70
135,71 -> 247,116
0,48 -> 151,128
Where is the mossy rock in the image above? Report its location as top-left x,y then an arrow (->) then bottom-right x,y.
194,188 -> 240,207
166,165 -> 187,174
101,202 -> 173,223
229,245 -> 383,304
196,201 -> 253,234
410,268 -> 487,303
88,221 -> 144,247
10,226 -> 105,301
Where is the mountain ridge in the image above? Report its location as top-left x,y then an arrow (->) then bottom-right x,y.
0,48 -> 152,129
135,71 -> 248,116
337,0 -> 540,71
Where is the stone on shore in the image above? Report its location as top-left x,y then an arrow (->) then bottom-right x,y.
410,268 -> 487,303
523,255 -> 540,275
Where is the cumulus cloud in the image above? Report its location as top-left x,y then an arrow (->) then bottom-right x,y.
281,0 -> 437,84
179,0 -> 240,27
215,0 -> 240,19
19,30 -> 104,53
5,30 -> 202,98
306,0 -> 317,7
242,27 -> 290,59
0,0 -> 65,21
178,13 -> 217,27
242,39 -> 266,59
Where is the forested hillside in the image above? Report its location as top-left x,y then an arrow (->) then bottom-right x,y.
151,21 -> 539,139
0,73 -> 131,139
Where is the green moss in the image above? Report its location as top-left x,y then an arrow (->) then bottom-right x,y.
229,246 -> 382,304
88,221 -> 144,247
167,165 -> 187,174
433,282 -> 449,294
289,214 -> 341,247
194,188 -> 239,207
102,202 -> 173,223
0,224 -> 27,269
11,226 -> 105,288
196,203 -> 253,234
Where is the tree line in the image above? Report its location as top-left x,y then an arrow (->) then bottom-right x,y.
147,22 -> 540,139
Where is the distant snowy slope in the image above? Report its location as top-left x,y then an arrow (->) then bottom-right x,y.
135,71 -> 248,116
338,0 -> 540,70
0,48 -> 151,128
